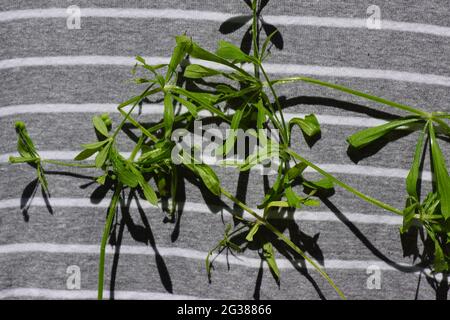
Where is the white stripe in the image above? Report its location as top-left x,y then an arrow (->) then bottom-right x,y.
0,197 -> 403,225
5,243 -> 447,281
1,56 -> 449,87
0,287 -> 204,300
0,103 -> 387,127
1,8 -> 450,38
0,242 -> 410,271
0,150 -> 433,181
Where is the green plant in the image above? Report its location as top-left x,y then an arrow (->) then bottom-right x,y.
9,0 -> 450,299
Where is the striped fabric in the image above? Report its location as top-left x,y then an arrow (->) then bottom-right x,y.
0,0 -> 449,300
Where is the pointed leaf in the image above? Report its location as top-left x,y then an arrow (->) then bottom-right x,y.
171,94 -> 198,117
263,242 -> 280,280
216,40 -> 255,63
347,118 -> 419,149
140,180 -> 158,206
92,116 -> 109,137
184,64 -> 222,79
95,142 -> 111,168
246,223 -> 260,242
74,148 -> 97,161
164,93 -> 174,138
289,114 -> 321,137
429,123 -> 450,219
406,127 -> 426,198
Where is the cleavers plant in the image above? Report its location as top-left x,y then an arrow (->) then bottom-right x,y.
9,0 -> 450,299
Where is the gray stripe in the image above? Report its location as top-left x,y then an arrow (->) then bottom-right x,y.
1,0 -> 449,27
1,19 -> 449,76
0,252 -> 439,299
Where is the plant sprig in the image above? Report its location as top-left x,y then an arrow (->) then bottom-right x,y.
9,0 -> 450,299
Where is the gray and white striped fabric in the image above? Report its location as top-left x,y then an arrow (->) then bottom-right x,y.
1,0 -> 449,300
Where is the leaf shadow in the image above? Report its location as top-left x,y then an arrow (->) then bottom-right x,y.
219,0 -> 283,55
108,191 -> 173,297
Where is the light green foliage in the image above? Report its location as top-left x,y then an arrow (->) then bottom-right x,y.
9,0 -> 450,301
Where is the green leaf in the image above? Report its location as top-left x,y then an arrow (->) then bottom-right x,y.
92,116 -> 109,137
205,250 -> 213,279
429,123 -> 450,219
195,164 -> 221,196
216,40 -> 255,63
217,109 -> 244,155
171,94 -> 198,117
166,36 -> 193,81
285,186 -> 303,208
263,242 -> 280,281
246,223 -> 260,242
303,177 -> 334,190
15,121 -> 37,156
184,64 -> 222,79
347,118 -> 420,149
406,127 -> 426,198
74,148 -> 97,161
164,93 -> 174,138
261,28 -> 280,59
95,142 -> 111,168
118,169 -> 138,188
400,200 -> 418,234
140,180 -> 158,205
287,162 -> 308,180
96,175 -> 106,185
289,114 -> 321,137
80,139 -> 110,150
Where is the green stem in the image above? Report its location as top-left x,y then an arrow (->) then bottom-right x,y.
42,159 -> 96,168
285,149 -> 403,216
271,76 -> 431,118
98,183 -> 122,300
259,65 -> 289,145
251,0 -> 260,79
220,187 -> 346,299
129,135 -> 145,161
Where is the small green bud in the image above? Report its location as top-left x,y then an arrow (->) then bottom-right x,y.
15,121 -> 26,130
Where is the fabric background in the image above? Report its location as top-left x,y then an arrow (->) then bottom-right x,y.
0,0 -> 449,299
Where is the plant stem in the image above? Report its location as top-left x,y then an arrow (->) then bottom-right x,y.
285,149 -> 404,216
42,159 -> 97,168
259,65 -> 289,145
271,76 -> 431,118
220,187 -> 346,299
98,183 -> 122,300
